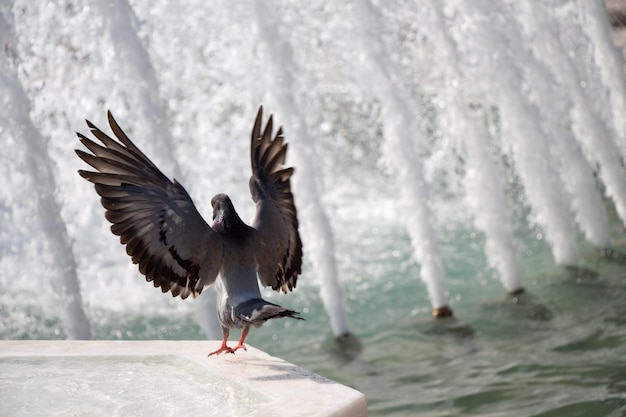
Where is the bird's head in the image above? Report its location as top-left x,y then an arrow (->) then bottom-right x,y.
211,193 -> 246,234
211,193 -> 232,221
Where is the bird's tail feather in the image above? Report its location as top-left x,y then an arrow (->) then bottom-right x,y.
235,298 -> 303,327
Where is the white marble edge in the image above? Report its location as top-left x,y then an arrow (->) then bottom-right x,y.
0,340 -> 367,417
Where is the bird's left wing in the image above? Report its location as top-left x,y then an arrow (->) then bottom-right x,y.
75,111 -> 222,299
249,106 -> 303,293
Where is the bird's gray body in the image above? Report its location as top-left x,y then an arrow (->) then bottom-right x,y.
75,107 -> 303,354
212,214 -> 290,330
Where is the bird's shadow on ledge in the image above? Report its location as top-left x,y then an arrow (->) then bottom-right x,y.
245,361 -> 336,384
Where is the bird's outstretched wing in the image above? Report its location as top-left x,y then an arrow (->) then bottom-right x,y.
75,111 -> 222,299
249,106 -> 303,293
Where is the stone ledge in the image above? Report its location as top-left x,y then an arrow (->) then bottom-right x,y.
0,340 -> 367,417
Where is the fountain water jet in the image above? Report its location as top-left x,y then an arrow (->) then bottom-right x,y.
580,0 -> 626,151
454,0 -> 581,267
253,0 -> 351,337
354,0 -> 451,316
516,1 -> 613,249
427,0 -> 523,294
92,0 -> 181,177
95,0 -> 224,338
0,3 -> 90,339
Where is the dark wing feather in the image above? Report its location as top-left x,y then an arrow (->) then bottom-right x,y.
76,111 -> 222,299
249,106 -> 303,293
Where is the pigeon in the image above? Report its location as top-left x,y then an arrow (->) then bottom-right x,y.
75,106 -> 303,356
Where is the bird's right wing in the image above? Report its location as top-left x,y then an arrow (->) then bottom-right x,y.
249,107 -> 303,293
75,111 -> 222,299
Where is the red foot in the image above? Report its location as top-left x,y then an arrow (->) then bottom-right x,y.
208,346 -> 234,356
208,328 -> 249,357
209,343 -> 235,356
232,343 -> 247,353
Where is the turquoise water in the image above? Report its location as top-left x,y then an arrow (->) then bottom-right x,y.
252,219 -> 626,416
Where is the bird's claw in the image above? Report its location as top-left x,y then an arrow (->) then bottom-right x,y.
208,343 -> 247,357
208,346 -> 235,357
232,343 -> 247,353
